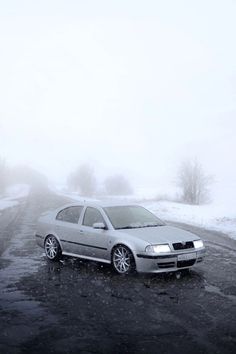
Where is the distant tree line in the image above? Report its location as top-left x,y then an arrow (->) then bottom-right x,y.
67,163 -> 133,197
67,159 -> 213,204
1,155 -> 213,205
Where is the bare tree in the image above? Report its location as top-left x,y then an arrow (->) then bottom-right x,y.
67,163 -> 96,196
104,174 -> 133,196
177,159 -> 213,205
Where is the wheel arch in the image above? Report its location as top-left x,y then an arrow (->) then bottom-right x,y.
111,242 -> 135,260
44,233 -> 63,251
111,243 -> 137,274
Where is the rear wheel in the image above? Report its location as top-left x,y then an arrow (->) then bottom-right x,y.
112,245 -> 136,274
44,235 -> 62,261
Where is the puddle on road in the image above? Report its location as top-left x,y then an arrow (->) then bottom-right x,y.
208,242 -> 236,256
205,283 -> 236,302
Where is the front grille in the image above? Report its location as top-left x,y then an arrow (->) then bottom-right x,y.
157,262 -> 175,269
177,259 -> 195,268
173,241 -> 194,250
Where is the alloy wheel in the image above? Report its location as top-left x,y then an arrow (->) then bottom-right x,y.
112,245 -> 134,274
45,236 -> 60,260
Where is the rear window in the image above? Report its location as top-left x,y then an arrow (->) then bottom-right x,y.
56,206 -> 83,224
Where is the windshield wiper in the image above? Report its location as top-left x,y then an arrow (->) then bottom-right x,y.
116,225 -> 139,230
143,224 -> 164,228
116,223 -> 165,230
116,225 -> 136,230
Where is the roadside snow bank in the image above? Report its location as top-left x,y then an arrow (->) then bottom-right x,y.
0,184 -> 30,211
143,201 -> 236,241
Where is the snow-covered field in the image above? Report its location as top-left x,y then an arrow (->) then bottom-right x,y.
0,184 -> 30,211
143,200 -> 236,241
54,185 -> 236,241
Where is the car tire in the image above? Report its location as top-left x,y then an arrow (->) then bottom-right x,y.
44,235 -> 62,261
112,245 -> 136,274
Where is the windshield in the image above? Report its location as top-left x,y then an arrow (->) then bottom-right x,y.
103,205 -> 165,230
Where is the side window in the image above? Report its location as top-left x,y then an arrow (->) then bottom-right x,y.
83,207 -> 105,227
56,206 -> 83,224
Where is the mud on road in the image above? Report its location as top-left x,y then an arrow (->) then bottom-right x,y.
0,190 -> 236,354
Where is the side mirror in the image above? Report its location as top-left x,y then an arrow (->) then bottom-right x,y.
93,222 -> 106,230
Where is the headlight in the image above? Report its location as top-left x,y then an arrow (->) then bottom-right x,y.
145,244 -> 171,253
193,240 -> 204,249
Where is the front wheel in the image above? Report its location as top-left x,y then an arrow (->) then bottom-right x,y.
112,245 -> 136,274
44,235 -> 62,261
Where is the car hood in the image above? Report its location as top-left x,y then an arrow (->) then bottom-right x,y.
120,225 -> 199,244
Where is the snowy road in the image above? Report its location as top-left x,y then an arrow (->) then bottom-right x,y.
0,190 -> 236,354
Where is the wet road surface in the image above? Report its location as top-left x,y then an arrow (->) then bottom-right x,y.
0,190 -> 236,354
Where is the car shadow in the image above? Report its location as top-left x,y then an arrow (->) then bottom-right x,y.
42,255 -> 205,289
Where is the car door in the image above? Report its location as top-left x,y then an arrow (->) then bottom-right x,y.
79,207 -> 110,261
54,206 -> 83,254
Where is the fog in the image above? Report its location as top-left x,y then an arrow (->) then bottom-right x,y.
0,0 -> 236,199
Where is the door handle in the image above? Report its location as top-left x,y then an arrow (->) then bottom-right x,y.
79,230 -> 84,234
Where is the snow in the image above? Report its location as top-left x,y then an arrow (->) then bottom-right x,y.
0,184 -> 30,211
51,189 -> 100,204
142,200 -> 236,241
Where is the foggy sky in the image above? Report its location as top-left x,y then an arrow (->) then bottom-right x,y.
0,0 -> 235,191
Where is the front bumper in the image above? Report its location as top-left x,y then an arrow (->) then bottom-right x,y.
134,248 -> 206,273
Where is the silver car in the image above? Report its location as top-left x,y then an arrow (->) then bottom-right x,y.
35,202 -> 206,274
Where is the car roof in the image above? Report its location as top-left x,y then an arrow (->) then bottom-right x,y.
58,199 -> 140,210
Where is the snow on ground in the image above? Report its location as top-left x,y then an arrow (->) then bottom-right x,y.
142,200 -> 236,241
0,184 -> 30,211
50,187 -> 100,204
